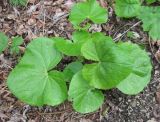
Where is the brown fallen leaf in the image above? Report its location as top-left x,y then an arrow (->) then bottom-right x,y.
99,0 -> 108,8
155,49 -> 160,63
0,111 -> 8,120
153,104 -> 160,118
28,0 -> 36,4
19,46 -> 26,53
80,119 -> 92,122
64,0 -> 74,10
0,6 -> 2,13
156,88 -> 160,104
27,18 -> 36,25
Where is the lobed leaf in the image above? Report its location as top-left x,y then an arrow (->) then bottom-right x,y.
69,0 -> 108,27
116,43 -> 152,95
115,0 -> 141,18
138,6 -> 160,41
7,37 -> 67,106
68,71 -> 104,113
81,35 -> 132,89
81,34 -> 152,91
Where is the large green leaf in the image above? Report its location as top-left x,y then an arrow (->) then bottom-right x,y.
116,43 -> 152,95
69,0 -> 108,27
81,35 -> 152,90
81,36 -> 131,89
138,6 -> 160,40
115,0 -> 141,18
68,71 -> 104,113
0,32 -> 8,54
54,31 -> 91,56
7,37 -> 67,106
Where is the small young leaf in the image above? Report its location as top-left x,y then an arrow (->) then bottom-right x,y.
55,31 -> 91,56
137,6 -> 160,41
10,36 -> 23,54
7,37 -> 67,106
68,71 -> 104,113
115,0 -> 141,18
63,61 -> 83,81
0,32 -> 8,54
69,0 -> 108,27
116,43 -> 152,95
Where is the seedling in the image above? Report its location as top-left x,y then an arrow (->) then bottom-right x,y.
7,0 -> 152,114
0,33 -> 24,55
10,36 -> 24,54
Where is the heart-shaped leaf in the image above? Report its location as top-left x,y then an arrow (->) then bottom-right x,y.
115,0 -> 141,18
69,0 -> 108,27
68,71 -> 104,113
138,6 -> 160,40
81,35 -> 152,90
7,37 -> 67,106
116,43 -> 152,95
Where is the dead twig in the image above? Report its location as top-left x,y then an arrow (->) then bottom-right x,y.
113,21 -> 141,41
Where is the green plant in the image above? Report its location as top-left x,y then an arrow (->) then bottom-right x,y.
7,0 -> 152,114
115,0 -> 141,18
115,0 -> 160,41
0,32 -> 8,54
63,61 -> 83,81
0,33 -> 24,55
69,0 -> 108,29
10,36 -> 23,54
138,6 -> 160,40
10,0 -> 27,6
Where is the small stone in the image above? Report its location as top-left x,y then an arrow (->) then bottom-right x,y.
27,18 -> 36,25
7,14 -> 16,20
156,88 -> 160,104
155,70 -> 159,75
147,118 -> 157,122
131,100 -> 137,107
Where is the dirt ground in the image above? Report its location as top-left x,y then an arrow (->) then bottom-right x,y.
0,0 -> 160,122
